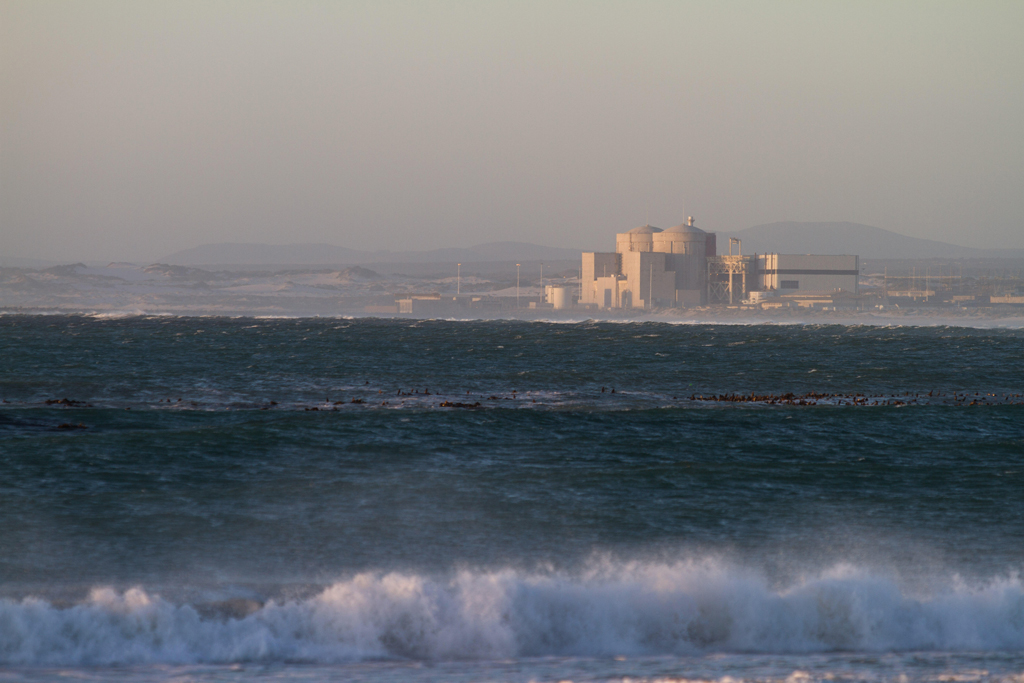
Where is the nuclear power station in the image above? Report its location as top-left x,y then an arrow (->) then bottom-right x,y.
581,218 -> 859,309
385,217 -> 861,316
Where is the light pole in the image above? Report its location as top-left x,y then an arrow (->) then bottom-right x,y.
516,264 -> 521,309
457,263 -> 461,295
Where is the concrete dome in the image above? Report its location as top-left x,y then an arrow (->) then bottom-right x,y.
617,225 -> 662,253
663,223 -> 706,234
653,217 -> 710,257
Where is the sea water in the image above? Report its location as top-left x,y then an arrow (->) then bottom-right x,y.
1,315 -> 1023,682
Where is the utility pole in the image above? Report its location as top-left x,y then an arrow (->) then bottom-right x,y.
457,263 -> 461,295
540,263 -> 544,303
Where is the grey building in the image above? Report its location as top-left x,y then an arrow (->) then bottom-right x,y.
756,254 -> 859,294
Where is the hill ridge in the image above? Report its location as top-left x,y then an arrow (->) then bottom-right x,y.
728,222 -> 1024,259
157,224 -> 1024,266
159,241 -> 584,266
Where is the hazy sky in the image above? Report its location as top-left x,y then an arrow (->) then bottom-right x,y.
2,1 -> 1023,262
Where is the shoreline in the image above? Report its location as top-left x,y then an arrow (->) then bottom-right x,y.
3,304 -> 1024,328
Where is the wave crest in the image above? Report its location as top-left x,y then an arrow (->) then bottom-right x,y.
3,561 -> 1024,665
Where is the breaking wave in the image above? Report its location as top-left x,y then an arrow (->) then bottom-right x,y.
3,560 -> 1024,666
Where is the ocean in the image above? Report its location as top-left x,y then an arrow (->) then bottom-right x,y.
1,315 -> 1023,682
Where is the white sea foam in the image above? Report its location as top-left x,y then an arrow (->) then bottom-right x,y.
2,560 -> 1024,666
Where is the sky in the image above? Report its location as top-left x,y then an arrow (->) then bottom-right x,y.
2,1 -> 1023,263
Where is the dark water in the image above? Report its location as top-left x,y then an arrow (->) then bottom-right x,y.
1,316 -> 1023,682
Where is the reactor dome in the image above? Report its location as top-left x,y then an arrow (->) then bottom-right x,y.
616,224 -> 662,253
662,223 -> 705,234
654,216 -> 708,256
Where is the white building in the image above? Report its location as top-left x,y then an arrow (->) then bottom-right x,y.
581,220 -> 860,309
581,218 -> 717,309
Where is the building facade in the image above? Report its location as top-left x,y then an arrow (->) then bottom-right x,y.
756,254 -> 859,294
582,220 -> 859,310
581,218 -> 717,309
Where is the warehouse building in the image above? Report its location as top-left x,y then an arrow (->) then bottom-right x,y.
756,254 -> 859,294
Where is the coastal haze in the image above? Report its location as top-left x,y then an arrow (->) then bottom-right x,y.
4,4 -> 1024,683
3,222 -> 1023,319
2,1 -> 1024,264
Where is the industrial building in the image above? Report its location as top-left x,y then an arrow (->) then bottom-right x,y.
544,285 -> 572,310
581,218 -> 717,309
378,220 -> 861,315
582,218 -> 860,309
757,254 -> 859,294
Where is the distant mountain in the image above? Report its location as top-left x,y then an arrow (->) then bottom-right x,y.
158,243 -> 362,265
412,241 -> 582,262
158,241 -> 582,266
0,256 -> 63,268
727,222 -> 1024,260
